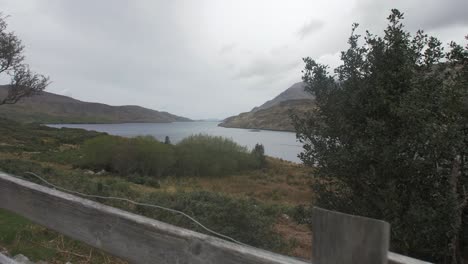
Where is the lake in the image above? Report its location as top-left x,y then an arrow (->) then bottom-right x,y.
48,122 -> 303,163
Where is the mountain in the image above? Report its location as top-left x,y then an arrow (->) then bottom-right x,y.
219,82 -> 314,132
220,99 -> 313,131
252,82 -> 313,112
0,86 -> 191,123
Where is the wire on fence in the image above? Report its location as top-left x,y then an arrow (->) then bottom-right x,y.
22,171 -> 249,247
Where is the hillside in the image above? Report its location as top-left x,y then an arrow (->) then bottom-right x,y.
220,82 -> 314,131
252,82 -> 313,112
0,85 -> 191,123
0,118 -> 312,262
220,99 -> 314,132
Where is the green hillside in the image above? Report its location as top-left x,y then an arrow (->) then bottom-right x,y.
0,86 -> 191,123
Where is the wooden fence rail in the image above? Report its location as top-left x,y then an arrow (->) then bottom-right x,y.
0,172 -> 430,264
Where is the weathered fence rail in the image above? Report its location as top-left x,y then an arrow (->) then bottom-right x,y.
0,253 -> 16,264
0,172 -> 430,264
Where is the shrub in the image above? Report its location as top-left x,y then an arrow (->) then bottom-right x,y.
81,135 -> 175,177
252,143 -> 266,168
81,134 -> 264,179
137,191 -> 288,252
112,136 -> 175,177
81,135 -> 122,171
175,134 -> 259,177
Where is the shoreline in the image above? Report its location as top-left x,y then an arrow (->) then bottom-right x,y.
217,123 -> 296,133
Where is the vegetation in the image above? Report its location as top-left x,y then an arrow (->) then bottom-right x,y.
0,14 -> 49,106
252,143 -> 266,167
81,135 -> 176,177
174,134 -> 263,176
0,208 -> 126,264
0,159 -> 288,251
0,117 -> 313,262
136,191 -> 287,251
293,9 -> 467,263
80,134 -> 265,178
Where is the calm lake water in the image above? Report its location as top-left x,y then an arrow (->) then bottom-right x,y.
48,122 -> 303,163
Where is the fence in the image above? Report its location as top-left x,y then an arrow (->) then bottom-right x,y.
0,172 -> 430,264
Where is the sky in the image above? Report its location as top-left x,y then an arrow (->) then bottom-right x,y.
0,0 -> 467,119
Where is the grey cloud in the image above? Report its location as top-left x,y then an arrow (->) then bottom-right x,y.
414,2 -> 468,30
0,0 -> 465,119
297,19 -> 324,39
219,43 -> 237,54
352,0 -> 468,32
234,56 -> 300,80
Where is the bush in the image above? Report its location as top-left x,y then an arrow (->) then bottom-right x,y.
137,191 -> 288,252
252,143 -> 266,168
81,135 -> 122,171
81,134 -> 264,179
113,136 -> 175,177
81,135 -> 175,177
175,134 -> 260,177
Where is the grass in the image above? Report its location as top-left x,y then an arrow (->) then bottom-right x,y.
0,117 -> 314,262
0,208 -> 126,263
149,159 -> 313,206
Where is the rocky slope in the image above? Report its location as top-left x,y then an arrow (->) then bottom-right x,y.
219,82 -> 314,132
0,85 -> 190,123
252,82 -> 313,112
220,99 -> 313,132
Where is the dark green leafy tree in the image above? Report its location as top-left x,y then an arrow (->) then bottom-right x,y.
164,136 -> 171,144
0,14 -> 49,106
252,143 -> 266,167
293,9 -> 467,263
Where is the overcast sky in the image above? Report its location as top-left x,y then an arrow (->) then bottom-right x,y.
1,0 -> 467,119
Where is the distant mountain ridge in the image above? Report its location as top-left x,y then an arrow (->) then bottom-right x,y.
219,82 -> 314,132
220,99 -> 312,131
0,85 -> 191,123
252,82 -> 313,112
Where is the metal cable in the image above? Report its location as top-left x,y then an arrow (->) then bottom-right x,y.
23,171 -> 249,247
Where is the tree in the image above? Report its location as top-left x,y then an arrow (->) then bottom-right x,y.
293,9 -> 467,263
164,136 -> 171,144
252,143 -> 266,167
0,14 -> 49,106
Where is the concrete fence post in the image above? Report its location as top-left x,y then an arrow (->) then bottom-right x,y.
312,207 -> 391,264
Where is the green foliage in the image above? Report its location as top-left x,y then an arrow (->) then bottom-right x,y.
136,191 -> 288,252
0,117 -> 267,180
33,148 -> 82,166
81,134 -> 262,178
0,157 -> 291,254
81,135 -> 175,177
0,209 -> 57,261
0,207 -> 128,263
174,134 -> 261,176
0,118 -> 102,153
0,118 -> 300,258
289,204 -> 313,225
80,135 -> 122,170
293,9 -> 467,263
127,175 -> 161,188
252,143 -> 266,167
